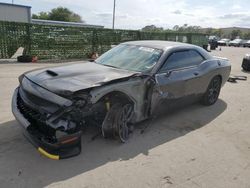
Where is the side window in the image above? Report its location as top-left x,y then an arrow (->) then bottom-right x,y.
160,51 -> 188,71
160,50 -> 204,72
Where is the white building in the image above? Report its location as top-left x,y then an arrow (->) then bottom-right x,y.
0,2 -> 31,23
0,2 -> 104,28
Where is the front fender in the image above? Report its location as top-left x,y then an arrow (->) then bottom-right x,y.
89,78 -> 147,122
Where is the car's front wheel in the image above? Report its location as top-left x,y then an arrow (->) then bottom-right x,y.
115,103 -> 134,142
102,103 -> 133,143
201,76 -> 222,106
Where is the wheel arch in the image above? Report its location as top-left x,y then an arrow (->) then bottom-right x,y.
95,90 -> 137,124
97,90 -> 135,105
207,74 -> 222,90
215,74 -> 222,82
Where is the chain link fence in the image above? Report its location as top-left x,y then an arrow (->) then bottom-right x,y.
0,21 -> 208,59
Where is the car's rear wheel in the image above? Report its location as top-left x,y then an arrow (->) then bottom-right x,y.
201,76 -> 222,106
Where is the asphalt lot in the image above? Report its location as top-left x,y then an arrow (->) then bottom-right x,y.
1,47 -> 250,188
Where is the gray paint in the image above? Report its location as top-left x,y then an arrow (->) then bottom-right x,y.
17,41 -> 231,122
24,62 -> 139,95
12,41 -> 231,156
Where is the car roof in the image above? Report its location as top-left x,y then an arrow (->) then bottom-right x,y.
122,40 -> 195,51
122,40 -> 212,60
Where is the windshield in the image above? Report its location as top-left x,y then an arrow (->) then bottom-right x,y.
95,44 -> 162,72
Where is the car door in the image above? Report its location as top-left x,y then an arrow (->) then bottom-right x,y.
183,50 -> 206,96
150,50 -> 204,114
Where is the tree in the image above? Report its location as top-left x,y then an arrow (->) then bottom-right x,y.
179,24 -> 188,32
172,24 -> 202,33
211,29 -> 223,37
205,28 -> 213,35
173,25 -> 180,31
231,29 -> 242,39
243,32 -> 250,40
141,25 -> 164,32
32,12 -> 49,20
32,7 -> 84,23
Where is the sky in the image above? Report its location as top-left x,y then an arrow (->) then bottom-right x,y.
1,0 -> 250,29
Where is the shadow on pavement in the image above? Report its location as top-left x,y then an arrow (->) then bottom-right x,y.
0,99 -> 227,188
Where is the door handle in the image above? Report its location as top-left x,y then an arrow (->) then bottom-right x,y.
193,72 -> 199,76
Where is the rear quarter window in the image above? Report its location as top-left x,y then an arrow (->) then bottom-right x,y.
187,50 -> 205,66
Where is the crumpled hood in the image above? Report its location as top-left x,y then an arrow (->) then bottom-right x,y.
24,62 -> 138,95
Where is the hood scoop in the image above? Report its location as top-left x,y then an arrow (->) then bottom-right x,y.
46,70 -> 58,77
25,62 -> 138,94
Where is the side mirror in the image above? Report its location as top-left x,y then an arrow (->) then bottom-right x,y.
155,70 -> 172,79
164,71 -> 172,77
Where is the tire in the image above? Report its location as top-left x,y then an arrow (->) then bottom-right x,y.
201,76 -> 222,106
102,103 -> 133,143
17,55 -> 33,63
115,103 -> 134,142
242,58 -> 250,71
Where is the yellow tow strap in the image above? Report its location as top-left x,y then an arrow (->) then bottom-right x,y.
38,147 -> 59,160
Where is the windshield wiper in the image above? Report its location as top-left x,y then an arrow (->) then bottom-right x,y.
93,60 -> 119,69
101,64 -> 119,69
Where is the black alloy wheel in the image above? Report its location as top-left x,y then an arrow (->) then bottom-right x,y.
115,104 -> 133,143
202,76 -> 222,106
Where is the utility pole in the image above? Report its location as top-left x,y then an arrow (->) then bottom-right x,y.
12,0 -> 14,4
112,0 -> 116,29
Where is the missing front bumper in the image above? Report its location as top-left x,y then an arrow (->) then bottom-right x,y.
23,129 -> 82,160
12,88 -> 82,160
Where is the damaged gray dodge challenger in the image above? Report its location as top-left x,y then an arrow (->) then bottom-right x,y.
12,41 -> 231,159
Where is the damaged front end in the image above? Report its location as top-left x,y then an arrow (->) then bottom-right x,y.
13,74 -> 138,159
12,77 -> 93,159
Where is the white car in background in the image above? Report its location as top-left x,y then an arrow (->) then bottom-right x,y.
229,39 -> 245,47
217,39 -> 230,46
243,40 -> 250,48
